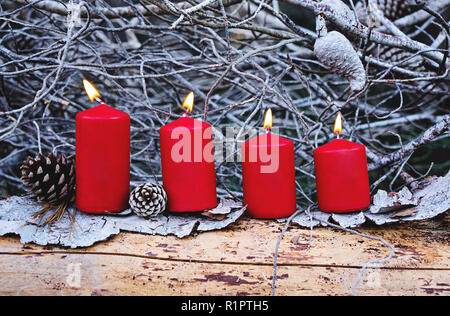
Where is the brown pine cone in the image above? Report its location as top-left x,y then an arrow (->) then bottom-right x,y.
20,152 -> 75,205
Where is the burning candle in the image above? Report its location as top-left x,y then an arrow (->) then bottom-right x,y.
242,109 -> 297,218
76,79 -> 130,214
159,92 -> 217,212
313,113 -> 370,213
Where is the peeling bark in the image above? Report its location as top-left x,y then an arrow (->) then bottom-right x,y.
0,197 -> 246,248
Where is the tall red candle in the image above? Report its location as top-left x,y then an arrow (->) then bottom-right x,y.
159,92 -> 217,212
76,80 -> 130,214
241,109 -> 297,219
313,113 -> 370,213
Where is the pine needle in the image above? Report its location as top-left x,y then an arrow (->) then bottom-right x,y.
31,200 -> 77,239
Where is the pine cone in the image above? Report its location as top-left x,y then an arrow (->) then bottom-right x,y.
376,0 -> 411,20
20,152 -> 75,205
356,0 -> 412,25
314,31 -> 366,91
129,183 -> 167,218
377,46 -> 425,71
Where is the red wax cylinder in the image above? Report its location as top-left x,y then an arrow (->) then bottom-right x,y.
159,117 -> 217,212
76,104 -> 130,213
242,133 -> 297,219
313,139 -> 370,213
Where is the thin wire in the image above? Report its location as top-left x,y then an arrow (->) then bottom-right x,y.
272,207 -> 304,296
312,215 -> 395,296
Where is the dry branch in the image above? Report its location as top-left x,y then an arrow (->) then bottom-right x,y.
6,0 -> 242,19
369,114 -> 450,170
282,0 -> 447,64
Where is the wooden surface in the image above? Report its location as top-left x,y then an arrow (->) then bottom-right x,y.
0,214 -> 448,296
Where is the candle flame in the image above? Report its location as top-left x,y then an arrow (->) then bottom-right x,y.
182,91 -> 194,113
333,112 -> 342,136
263,108 -> 273,129
83,79 -> 101,103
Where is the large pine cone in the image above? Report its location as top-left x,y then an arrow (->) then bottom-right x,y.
377,46 -> 425,71
314,31 -> 366,91
129,183 -> 167,218
356,0 -> 412,25
20,152 -> 75,205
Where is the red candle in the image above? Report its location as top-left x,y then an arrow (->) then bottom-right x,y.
242,109 -> 297,219
159,92 -> 217,212
76,80 -> 130,214
313,113 -> 370,213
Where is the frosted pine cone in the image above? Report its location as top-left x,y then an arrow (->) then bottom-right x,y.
321,0 -> 357,24
314,31 -> 366,91
20,152 -> 75,205
129,183 -> 167,217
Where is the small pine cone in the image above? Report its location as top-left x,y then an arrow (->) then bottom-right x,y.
129,183 -> 167,218
314,31 -> 366,91
20,152 -> 75,205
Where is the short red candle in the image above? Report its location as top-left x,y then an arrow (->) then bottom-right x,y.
159,117 -> 217,212
76,104 -> 130,214
242,133 -> 297,218
313,139 -> 370,213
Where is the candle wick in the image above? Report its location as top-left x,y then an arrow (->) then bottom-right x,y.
336,132 -> 340,139
182,110 -> 189,117
266,127 -> 270,134
96,97 -> 105,105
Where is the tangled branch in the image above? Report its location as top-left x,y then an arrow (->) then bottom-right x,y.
0,0 -> 449,205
